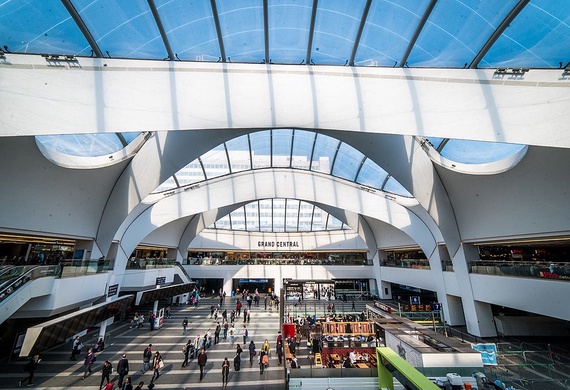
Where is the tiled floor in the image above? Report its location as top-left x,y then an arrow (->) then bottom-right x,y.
1,297 -> 286,389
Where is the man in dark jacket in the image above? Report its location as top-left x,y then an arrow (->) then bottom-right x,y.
117,353 -> 129,388
19,354 -> 40,387
99,360 -> 113,389
198,348 -> 208,381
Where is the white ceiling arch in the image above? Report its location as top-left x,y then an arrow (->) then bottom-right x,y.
117,169 -> 441,266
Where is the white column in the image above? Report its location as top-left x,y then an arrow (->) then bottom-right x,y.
451,244 -> 496,337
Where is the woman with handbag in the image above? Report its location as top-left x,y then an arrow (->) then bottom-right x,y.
151,351 -> 163,381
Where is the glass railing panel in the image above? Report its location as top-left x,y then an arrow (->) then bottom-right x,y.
469,260 -> 570,281
380,258 -> 431,270
187,257 -> 372,266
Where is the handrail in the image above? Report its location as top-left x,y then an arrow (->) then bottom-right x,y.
0,265 -> 62,304
175,261 -> 194,283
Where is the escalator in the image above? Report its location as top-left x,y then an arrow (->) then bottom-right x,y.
0,265 -> 61,325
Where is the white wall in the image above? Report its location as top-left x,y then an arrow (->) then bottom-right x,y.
189,229 -> 369,252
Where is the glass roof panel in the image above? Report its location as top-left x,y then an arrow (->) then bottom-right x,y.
327,215 -> 343,230
285,199 -> 300,232
440,140 -> 526,164
298,202 -> 314,231
259,199 -> 273,232
211,199 -> 352,232
249,131 -> 271,169
245,202 -> 259,231
272,129 -> 293,167
272,198 -> 286,232
291,130 -> 316,170
481,0 -> 570,68
155,0 -> 220,62
332,142 -> 365,181
0,0 -> 89,55
311,134 -> 339,174
214,214 -> 231,229
356,0 -> 430,67
408,0 -> 518,67
356,158 -> 388,189
36,133 -> 124,157
383,177 -> 413,197
311,208 -> 327,231
217,0 -> 264,63
230,207 -> 246,230
200,144 -> 230,179
72,0 -> 167,59
268,0 -> 312,64
174,160 -> 204,187
149,129 -> 411,195
225,135 -> 252,173
311,0 -> 367,65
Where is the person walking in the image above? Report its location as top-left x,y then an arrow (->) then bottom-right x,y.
228,324 -> 235,345
223,321 -> 229,340
151,351 -> 163,381
233,353 -> 241,371
248,340 -> 256,367
181,339 -> 192,367
236,343 -> 243,357
259,350 -> 267,374
242,326 -> 248,344
149,313 -> 155,331
82,348 -> 96,379
262,339 -> 270,359
243,308 -> 247,323
182,317 -> 188,335
276,339 -> 283,365
70,336 -> 82,360
352,299 -> 356,311
117,353 -> 129,388
198,348 -> 208,381
221,357 -> 230,386
99,360 -> 113,390
141,344 -> 152,373
214,322 -> 221,344
19,354 -> 40,387
165,305 -> 171,319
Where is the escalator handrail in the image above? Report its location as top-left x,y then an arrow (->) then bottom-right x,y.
0,265 -> 62,305
175,261 -> 194,284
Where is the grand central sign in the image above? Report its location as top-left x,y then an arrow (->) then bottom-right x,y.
257,241 -> 299,248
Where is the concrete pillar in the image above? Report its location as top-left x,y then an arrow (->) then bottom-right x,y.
451,244 -> 496,337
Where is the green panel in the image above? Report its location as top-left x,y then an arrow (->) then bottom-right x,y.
376,347 -> 440,390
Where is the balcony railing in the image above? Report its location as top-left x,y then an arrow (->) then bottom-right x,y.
188,257 -> 372,266
59,259 -> 115,277
380,258 -> 431,270
126,258 -> 176,269
469,260 -> 570,281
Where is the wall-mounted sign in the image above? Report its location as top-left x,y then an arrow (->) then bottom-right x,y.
156,277 -> 166,285
107,284 -> 119,297
257,241 -> 299,248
